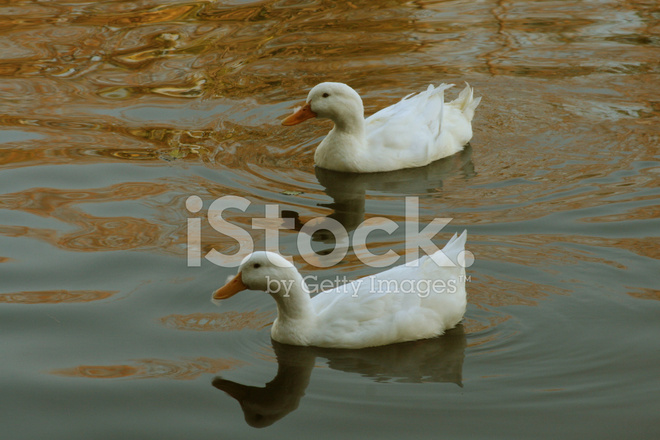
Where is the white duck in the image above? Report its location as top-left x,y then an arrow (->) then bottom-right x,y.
282,82 -> 481,173
212,231 -> 468,349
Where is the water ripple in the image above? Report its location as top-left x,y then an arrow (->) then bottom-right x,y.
51,356 -> 246,380
0,290 -> 117,304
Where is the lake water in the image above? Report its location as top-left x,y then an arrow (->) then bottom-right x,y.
1,0 -> 659,439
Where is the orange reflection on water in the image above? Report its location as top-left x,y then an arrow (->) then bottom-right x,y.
463,315 -> 513,349
54,365 -> 139,379
0,290 -> 117,304
51,356 -> 245,380
0,182 -> 179,253
160,311 -> 273,332
627,288 -> 660,302
76,3 -> 199,27
1,182 -> 168,217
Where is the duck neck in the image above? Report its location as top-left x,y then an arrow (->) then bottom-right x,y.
331,109 -> 366,139
316,107 -> 367,172
269,273 -> 316,344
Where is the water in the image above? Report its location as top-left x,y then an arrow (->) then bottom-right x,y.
1,0 -> 659,438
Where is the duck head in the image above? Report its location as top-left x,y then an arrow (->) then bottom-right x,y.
212,252 -> 301,300
282,82 -> 364,128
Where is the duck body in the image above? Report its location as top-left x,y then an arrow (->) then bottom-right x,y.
282,82 -> 481,173
213,232 -> 468,349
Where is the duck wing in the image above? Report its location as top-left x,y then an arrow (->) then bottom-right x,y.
309,231 -> 467,348
363,84 -> 454,167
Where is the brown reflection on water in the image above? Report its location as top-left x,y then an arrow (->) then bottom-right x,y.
0,118 -> 225,169
463,315 -> 511,337
0,183 -> 176,252
0,290 -> 117,304
2,0 -> 655,98
1,0 -> 656,186
51,356 -> 245,380
74,3 -> 199,27
469,234 -> 647,272
627,288 -> 660,301
1,183 -> 166,216
440,125 -> 658,227
160,311 -> 274,332
483,1 -> 659,77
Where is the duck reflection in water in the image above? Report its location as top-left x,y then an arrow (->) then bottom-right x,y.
283,146 -> 475,244
212,325 -> 466,428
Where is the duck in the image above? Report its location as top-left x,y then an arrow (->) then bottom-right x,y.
212,231 -> 468,349
282,82 -> 481,173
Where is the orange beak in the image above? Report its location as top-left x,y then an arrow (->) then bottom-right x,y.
213,272 -> 247,300
282,103 -> 317,126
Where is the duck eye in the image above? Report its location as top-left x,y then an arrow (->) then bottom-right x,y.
322,93 -> 330,98
253,263 -> 261,269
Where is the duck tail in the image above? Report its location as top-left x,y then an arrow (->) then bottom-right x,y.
442,230 -> 468,263
451,83 -> 481,122
424,230 -> 468,269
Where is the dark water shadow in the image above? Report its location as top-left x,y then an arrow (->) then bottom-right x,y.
284,146 -> 475,243
212,325 -> 466,428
